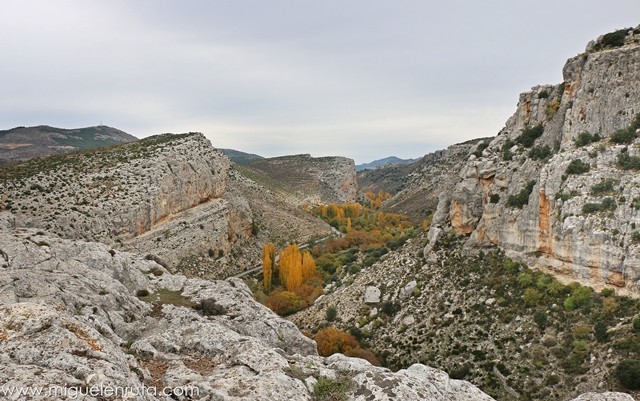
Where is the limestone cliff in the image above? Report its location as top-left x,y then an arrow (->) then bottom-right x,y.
428,26 -> 640,296
0,133 -> 253,277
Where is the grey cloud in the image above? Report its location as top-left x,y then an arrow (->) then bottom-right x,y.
0,0 -> 638,163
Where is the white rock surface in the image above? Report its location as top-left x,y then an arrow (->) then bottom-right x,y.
364,286 -> 381,304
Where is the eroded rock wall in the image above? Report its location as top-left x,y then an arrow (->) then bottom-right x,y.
428,27 -> 640,295
0,133 -> 253,276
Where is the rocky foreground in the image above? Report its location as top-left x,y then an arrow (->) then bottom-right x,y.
0,226 -> 634,400
0,211 -> 500,400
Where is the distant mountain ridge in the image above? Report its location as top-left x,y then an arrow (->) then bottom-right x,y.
220,148 -> 264,165
355,156 -> 419,171
0,125 -> 137,163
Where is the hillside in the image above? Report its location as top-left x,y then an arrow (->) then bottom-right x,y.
357,138 -> 488,223
0,125 -> 136,163
235,154 -> 358,206
355,156 -> 419,172
220,148 -> 265,165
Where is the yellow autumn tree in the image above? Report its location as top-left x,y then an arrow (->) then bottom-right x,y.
301,251 -> 317,282
262,243 -> 275,292
278,244 -> 303,292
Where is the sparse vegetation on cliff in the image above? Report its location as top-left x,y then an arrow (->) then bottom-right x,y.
506,180 -> 536,208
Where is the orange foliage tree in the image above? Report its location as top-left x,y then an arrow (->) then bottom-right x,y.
315,327 -> 380,365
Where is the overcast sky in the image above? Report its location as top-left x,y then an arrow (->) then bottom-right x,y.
1,1 -> 638,163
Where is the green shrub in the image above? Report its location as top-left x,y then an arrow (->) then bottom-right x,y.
502,138 -> 515,160
617,151 -> 640,170
503,148 -> 513,161
533,311 -> 548,329
381,301 -> 397,315
528,145 -> 551,160
602,197 -> 617,210
564,285 -> 592,310
594,321 -> 609,343
326,306 -> 338,322
610,128 -> 637,144
449,363 -> 471,380
538,90 -> 549,99
473,142 -> 489,158
615,359 -> 640,390
566,159 -> 590,175
594,28 -> 629,51
506,181 -> 536,208
583,197 -> 617,214
634,317 -> 640,332
633,232 -> 640,244
314,375 -> 353,401
523,288 -> 542,306
574,132 -> 602,147
590,178 -> 618,194
490,194 -> 500,204
516,125 -> 544,148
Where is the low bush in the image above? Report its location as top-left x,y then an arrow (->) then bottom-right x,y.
594,28 -> 629,51
507,181 -> 536,208
326,306 -> 338,322
528,145 -> 551,160
610,128 -> 637,144
314,374 -> 353,401
574,132 -> 601,147
617,151 -> 640,170
566,159 -> 590,175
590,178 -> 618,194
615,359 -> 640,390
516,125 -> 544,148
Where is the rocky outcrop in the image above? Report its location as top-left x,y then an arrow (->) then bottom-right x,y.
428,26 -> 640,296
0,213 -> 496,400
237,154 -> 358,206
0,133 -> 253,278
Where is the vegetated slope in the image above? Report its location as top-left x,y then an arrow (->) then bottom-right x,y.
220,148 -> 264,165
290,233 -> 640,401
0,132 -> 255,278
235,154 -> 358,206
357,138 -> 487,223
0,212 -> 499,401
426,26 -> 640,296
0,125 -> 136,163
226,166 -> 333,248
355,156 -> 419,172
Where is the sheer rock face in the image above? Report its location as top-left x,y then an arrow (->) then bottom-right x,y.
0,133 -> 253,277
428,27 -> 640,296
0,215 -> 496,401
